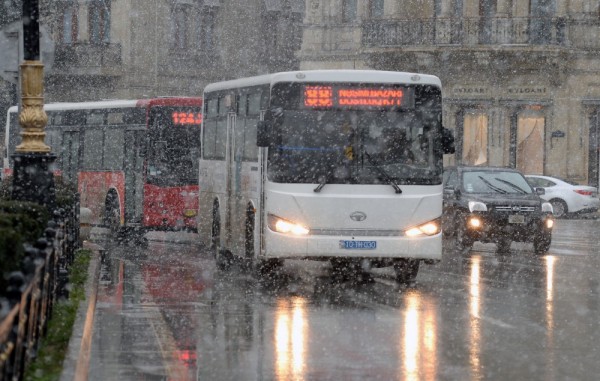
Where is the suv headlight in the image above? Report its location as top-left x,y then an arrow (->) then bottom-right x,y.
468,201 -> 488,212
267,214 -> 310,235
542,202 -> 553,213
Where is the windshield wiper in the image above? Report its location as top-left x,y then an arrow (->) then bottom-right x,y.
313,173 -> 330,193
364,151 -> 402,194
477,176 -> 508,194
494,177 -> 528,194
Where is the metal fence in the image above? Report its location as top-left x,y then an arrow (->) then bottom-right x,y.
0,198 -> 80,381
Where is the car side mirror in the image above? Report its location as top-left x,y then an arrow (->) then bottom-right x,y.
535,187 -> 545,196
256,120 -> 271,147
442,127 -> 455,154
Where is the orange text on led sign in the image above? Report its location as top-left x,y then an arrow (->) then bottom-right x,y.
338,88 -> 404,107
304,86 -> 333,107
304,86 -> 405,108
172,112 -> 202,125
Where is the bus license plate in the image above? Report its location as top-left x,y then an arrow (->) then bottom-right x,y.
508,215 -> 525,224
339,240 -> 377,250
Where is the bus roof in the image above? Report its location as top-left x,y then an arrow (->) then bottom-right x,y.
6,97 -> 202,113
203,70 -> 442,93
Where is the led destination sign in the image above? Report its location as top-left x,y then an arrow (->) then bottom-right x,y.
303,85 -> 413,109
172,112 -> 202,125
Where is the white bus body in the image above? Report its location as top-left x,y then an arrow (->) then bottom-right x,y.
199,70 -> 444,281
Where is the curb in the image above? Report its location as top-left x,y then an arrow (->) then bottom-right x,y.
59,242 -> 103,381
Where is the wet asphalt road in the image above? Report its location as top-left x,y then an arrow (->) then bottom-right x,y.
87,219 -> 600,381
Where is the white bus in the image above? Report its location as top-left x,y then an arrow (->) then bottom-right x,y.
198,70 -> 451,283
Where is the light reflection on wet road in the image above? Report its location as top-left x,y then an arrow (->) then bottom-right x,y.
88,219 -> 600,381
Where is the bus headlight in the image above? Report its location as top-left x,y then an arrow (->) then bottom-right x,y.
405,218 -> 441,237
267,214 -> 310,235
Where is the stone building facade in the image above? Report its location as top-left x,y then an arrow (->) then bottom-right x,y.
298,0 -> 600,187
40,0 -> 304,102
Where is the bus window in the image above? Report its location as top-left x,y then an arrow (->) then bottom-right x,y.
203,119 -> 218,159
248,93 -> 261,115
215,118 -> 227,159
104,128 -> 125,170
108,112 -> 124,125
86,113 -> 105,125
45,127 -> 63,160
83,128 -> 103,169
243,118 -> 258,161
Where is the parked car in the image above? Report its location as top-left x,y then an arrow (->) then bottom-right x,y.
524,175 -> 600,218
443,166 -> 554,254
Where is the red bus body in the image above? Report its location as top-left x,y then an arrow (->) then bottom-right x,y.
3,97 -> 202,233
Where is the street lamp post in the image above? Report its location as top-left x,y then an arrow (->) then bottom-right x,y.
11,0 -> 56,209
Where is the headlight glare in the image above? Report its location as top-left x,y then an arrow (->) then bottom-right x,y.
405,218 -> 441,237
546,219 -> 554,229
268,214 -> 309,235
468,217 -> 482,228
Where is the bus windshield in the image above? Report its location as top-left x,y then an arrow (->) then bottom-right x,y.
147,106 -> 202,187
267,83 -> 442,185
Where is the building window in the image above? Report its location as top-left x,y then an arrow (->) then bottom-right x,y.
89,0 -> 110,44
195,7 -> 218,51
369,0 -> 384,18
61,5 -> 78,44
342,0 -> 357,22
530,0 -> 556,44
173,5 -> 189,49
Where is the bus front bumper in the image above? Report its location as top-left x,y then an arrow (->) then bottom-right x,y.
263,230 -> 442,261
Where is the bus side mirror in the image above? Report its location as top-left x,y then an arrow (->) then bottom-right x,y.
257,120 -> 271,147
442,127 -> 455,154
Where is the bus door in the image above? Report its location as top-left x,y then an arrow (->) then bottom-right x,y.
225,112 -> 237,248
124,129 -> 145,224
62,130 -> 80,186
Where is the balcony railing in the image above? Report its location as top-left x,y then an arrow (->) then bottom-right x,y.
362,17 -> 597,48
54,43 -> 122,70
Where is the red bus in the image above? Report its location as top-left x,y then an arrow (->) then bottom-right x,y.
3,97 -> 202,241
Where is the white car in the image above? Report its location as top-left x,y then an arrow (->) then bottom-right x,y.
525,175 -> 600,218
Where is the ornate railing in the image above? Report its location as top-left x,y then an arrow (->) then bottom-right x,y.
0,199 -> 80,381
362,16 -> 600,48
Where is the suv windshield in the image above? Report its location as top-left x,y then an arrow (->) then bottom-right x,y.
462,170 -> 533,194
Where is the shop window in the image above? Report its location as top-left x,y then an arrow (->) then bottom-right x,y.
462,113 -> 488,166
516,113 -> 545,174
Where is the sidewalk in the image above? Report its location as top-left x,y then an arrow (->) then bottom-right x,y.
60,242 -> 103,381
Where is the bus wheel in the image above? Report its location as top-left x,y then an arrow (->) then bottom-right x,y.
211,208 -> 221,259
394,259 -> 419,284
244,213 -> 255,271
104,194 -> 120,238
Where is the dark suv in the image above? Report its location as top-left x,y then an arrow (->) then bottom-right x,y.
442,166 -> 554,254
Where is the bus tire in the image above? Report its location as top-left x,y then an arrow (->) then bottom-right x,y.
394,259 -> 419,284
104,192 -> 120,239
211,206 -> 221,259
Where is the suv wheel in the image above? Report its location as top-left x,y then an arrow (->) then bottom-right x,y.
533,234 -> 552,255
455,225 -> 474,252
496,238 -> 511,253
